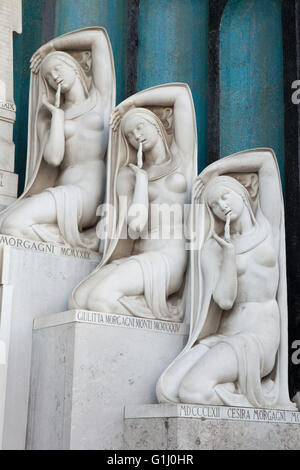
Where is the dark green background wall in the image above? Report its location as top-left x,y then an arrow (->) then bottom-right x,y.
14,0 -> 284,191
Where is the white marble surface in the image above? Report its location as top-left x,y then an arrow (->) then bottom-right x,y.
0,170 -> 18,197
0,0 -> 21,203
125,403 -> 300,425
0,27 -> 115,247
124,404 -> 300,450
33,309 -> 189,335
0,170 -> 18,211
0,195 -> 17,213
124,414 -> 300,450
27,310 -> 188,449
70,83 -> 197,321
0,284 -> 13,448
157,149 -> 294,411
0,240 -> 100,450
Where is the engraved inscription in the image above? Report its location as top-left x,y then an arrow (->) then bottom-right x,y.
291,412 -> 300,423
179,404 -> 299,425
60,247 -> 91,260
76,310 -> 184,334
0,234 -> 54,254
0,101 -> 16,112
0,234 -> 99,261
180,405 -> 220,419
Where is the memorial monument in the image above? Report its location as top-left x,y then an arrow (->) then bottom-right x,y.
0,27 -> 116,450
123,150 -> 300,450
69,83 -> 197,321
0,5 -> 299,449
157,149 -> 295,411
0,26 -> 115,250
26,83 -> 198,449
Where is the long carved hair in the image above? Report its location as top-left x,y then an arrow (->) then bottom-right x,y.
202,175 -> 257,239
40,51 -> 89,104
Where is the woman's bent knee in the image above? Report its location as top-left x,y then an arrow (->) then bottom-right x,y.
178,380 -> 215,405
156,369 -> 181,404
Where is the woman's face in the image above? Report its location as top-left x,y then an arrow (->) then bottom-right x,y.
207,186 -> 244,222
123,115 -> 160,151
42,57 -> 77,93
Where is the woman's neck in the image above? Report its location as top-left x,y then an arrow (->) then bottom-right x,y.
230,206 -> 254,237
143,139 -> 168,169
63,78 -> 86,107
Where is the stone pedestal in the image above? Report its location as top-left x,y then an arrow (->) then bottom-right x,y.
0,235 -> 100,450
0,171 -> 18,211
0,0 -> 22,208
0,282 -> 13,448
26,310 -> 188,450
124,404 -> 300,450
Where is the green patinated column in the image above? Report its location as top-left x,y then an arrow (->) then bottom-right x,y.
55,0 -> 128,105
220,0 -> 284,184
13,0 -> 44,193
137,0 -> 209,172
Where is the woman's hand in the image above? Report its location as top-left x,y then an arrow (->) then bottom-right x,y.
42,89 -> 64,117
110,98 -> 135,131
212,231 -> 235,252
213,213 -> 233,249
128,163 -> 148,180
30,42 -> 56,74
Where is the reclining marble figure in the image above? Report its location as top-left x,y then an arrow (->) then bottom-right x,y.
69,83 -> 197,322
156,149 -> 296,410
0,27 -> 115,250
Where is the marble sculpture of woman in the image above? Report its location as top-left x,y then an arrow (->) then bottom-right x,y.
157,149 -> 295,409
0,27 -> 115,250
69,83 -> 197,321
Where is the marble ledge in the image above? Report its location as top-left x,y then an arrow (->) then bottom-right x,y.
125,404 -> 300,426
0,233 -> 101,262
33,309 -> 190,336
0,195 -> 16,212
0,170 -> 18,198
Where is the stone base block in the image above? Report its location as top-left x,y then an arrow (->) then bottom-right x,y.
0,169 -> 18,211
0,134 -> 15,173
27,311 -> 188,450
0,169 -> 18,197
0,194 -> 17,212
0,235 -> 100,449
124,404 -> 300,450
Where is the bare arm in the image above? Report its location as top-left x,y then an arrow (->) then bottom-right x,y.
31,28 -> 114,103
38,93 -> 65,167
111,84 -> 195,156
116,166 -> 148,235
127,164 -> 149,234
